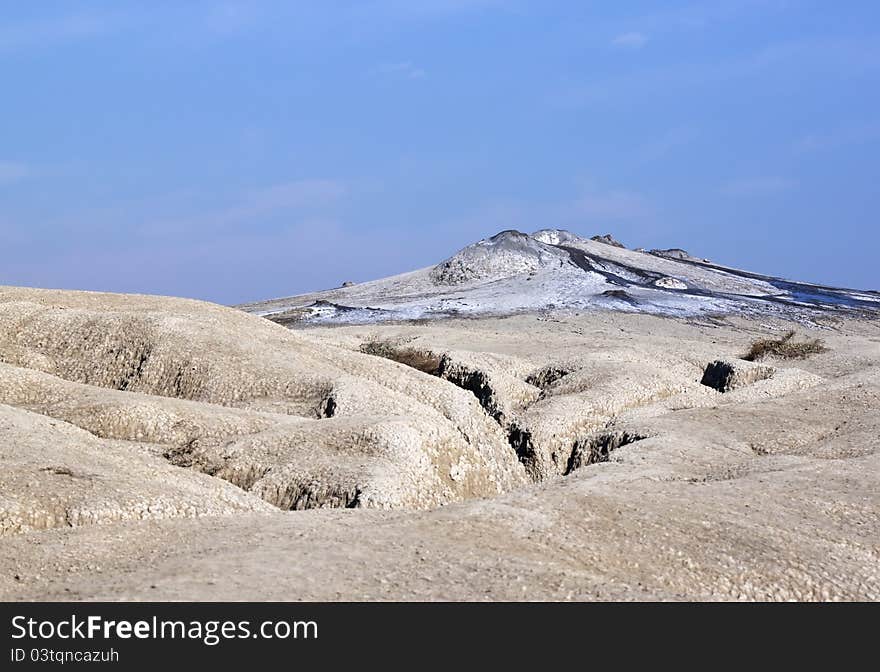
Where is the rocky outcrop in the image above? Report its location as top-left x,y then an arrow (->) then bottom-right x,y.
591,233 -> 626,248
531,229 -> 584,246
701,359 -> 775,393
651,248 -> 695,260
653,277 -> 688,290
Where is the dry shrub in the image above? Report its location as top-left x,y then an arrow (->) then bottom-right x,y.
743,330 -> 828,361
359,340 -> 442,375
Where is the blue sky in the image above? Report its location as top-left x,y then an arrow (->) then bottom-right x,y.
2,0 -> 878,303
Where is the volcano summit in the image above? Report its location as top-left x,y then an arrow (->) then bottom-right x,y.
240,229 -> 879,326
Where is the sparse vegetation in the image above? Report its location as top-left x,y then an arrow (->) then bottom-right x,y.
742,330 -> 828,361
359,339 -> 442,375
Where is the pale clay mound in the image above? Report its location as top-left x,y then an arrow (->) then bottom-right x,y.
241,229 -> 880,325
430,229 -> 571,284
1,284 -> 879,600
0,286 -> 526,519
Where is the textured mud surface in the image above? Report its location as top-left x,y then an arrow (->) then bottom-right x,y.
1,285 -> 878,601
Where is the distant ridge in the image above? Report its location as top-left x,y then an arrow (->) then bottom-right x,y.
239,229 -> 880,325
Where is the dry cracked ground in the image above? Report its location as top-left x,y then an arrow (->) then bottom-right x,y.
1,285 -> 878,601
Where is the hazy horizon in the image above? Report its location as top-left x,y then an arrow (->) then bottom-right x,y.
2,1 -> 879,304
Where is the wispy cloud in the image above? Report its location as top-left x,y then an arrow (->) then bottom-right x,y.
538,180 -> 655,223
612,32 -> 648,49
245,179 -> 347,212
638,127 -> 700,162
142,179 -> 348,239
0,5 -> 280,53
0,162 -> 31,184
203,2 -> 262,35
0,13 -> 118,52
796,122 -> 880,153
359,0 -> 509,21
721,176 -> 798,196
368,61 -> 427,80
556,35 -> 880,109
622,0 -> 792,34
564,184 -> 653,220
445,181 -> 653,238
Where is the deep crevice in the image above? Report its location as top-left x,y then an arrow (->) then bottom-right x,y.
357,338 -> 651,488
437,356 -> 505,424
564,430 -> 648,475
261,481 -> 364,511
525,365 -> 573,391
505,424 -> 542,481
318,392 -> 337,418
359,341 -> 442,375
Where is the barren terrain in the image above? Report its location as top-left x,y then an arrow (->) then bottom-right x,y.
1,280 -> 878,600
